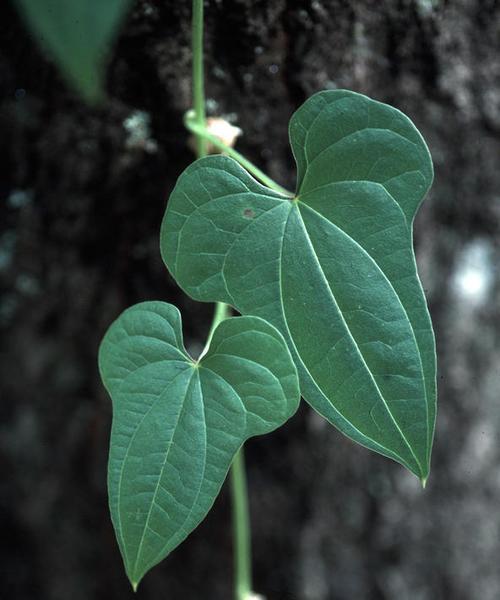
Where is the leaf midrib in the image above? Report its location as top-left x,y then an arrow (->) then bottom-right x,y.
293,205 -> 424,475
126,368 -> 197,580
297,199 -> 430,465
272,207 -> 401,462
142,370 -> 208,573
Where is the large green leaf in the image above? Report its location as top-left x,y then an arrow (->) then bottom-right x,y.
13,0 -> 133,103
99,301 -> 299,588
161,90 -> 436,481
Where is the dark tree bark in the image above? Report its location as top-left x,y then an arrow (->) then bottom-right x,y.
1,1 -> 499,599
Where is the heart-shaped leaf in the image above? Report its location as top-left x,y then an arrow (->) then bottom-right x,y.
99,301 -> 299,587
13,0 -> 133,103
161,90 -> 436,481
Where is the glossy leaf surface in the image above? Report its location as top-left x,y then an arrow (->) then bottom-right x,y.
99,302 -> 299,587
161,90 -> 436,480
13,0 -> 132,102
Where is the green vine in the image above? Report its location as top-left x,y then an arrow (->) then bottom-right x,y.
191,1 -> 255,598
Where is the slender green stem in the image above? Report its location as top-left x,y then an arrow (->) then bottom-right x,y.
190,2 -> 254,599
185,111 -> 293,197
192,0 -> 207,157
230,448 -> 252,600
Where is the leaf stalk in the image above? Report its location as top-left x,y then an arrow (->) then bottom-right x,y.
184,111 -> 293,197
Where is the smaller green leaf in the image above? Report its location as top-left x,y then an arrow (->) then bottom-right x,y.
99,301 -> 299,588
13,0 -> 133,103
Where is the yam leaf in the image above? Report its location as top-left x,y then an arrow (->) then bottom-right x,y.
13,0 -> 133,103
161,90 -> 436,481
99,301 -> 299,588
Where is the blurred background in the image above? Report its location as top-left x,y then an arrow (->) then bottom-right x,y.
1,0 -> 499,598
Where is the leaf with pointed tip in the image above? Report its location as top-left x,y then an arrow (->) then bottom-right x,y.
161,90 -> 436,481
13,0 -> 133,103
99,301 -> 299,587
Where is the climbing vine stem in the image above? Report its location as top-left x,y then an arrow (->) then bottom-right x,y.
191,2 -> 254,599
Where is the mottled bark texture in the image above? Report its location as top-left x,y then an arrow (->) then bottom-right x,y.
1,0 -> 499,599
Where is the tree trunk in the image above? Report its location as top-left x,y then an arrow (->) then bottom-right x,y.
1,1 -> 499,599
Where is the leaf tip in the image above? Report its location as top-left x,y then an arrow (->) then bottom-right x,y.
131,581 -> 139,593
420,476 -> 428,489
